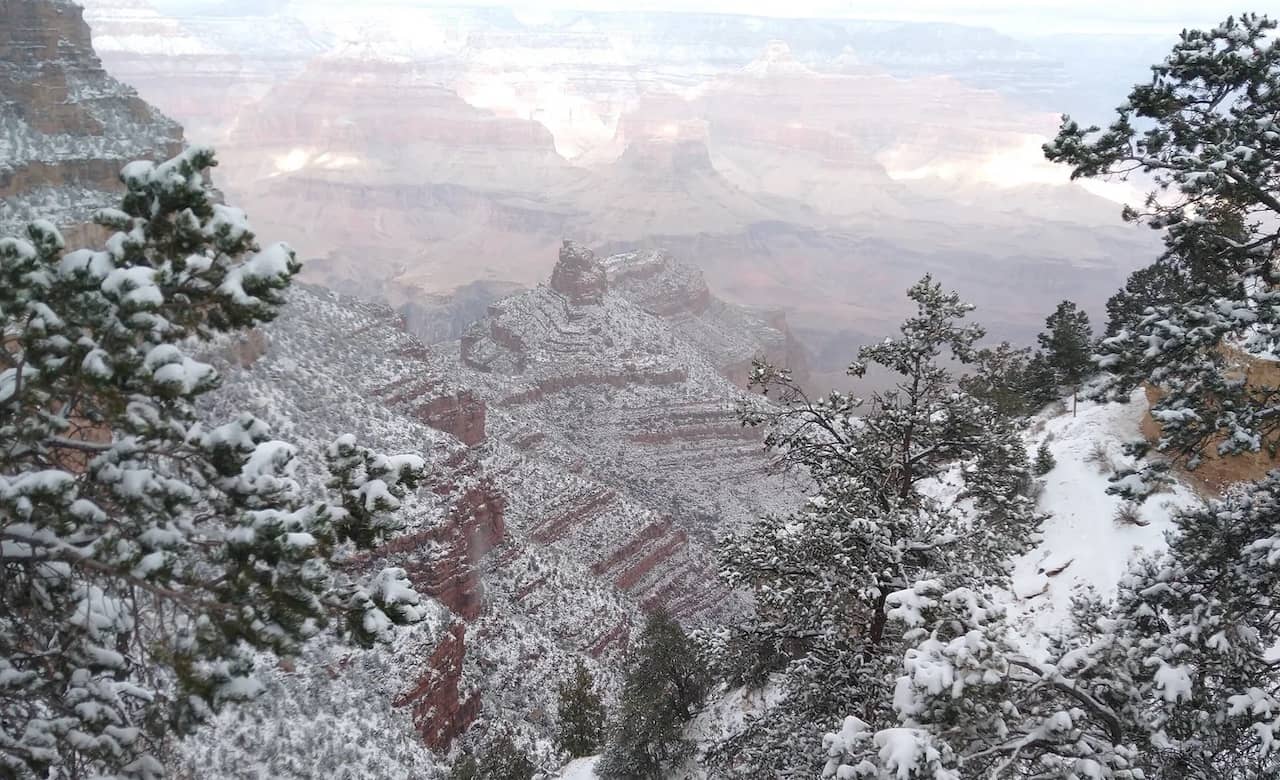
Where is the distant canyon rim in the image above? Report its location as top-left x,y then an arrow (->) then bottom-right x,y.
78,0 -> 1166,387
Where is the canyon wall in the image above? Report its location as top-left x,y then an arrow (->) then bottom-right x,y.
0,0 -> 182,240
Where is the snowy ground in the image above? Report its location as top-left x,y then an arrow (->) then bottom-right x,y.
560,757 -> 601,779
1007,388 -> 1199,649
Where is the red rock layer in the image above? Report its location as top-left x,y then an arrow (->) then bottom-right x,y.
394,622 -> 481,752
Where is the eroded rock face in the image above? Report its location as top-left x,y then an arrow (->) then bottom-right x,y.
0,0 -> 182,237
203,285 -> 655,758
602,249 -> 811,388
439,243 -> 801,628
417,392 -> 487,448
1141,349 -> 1280,492
394,622 -> 480,752
549,240 -> 608,305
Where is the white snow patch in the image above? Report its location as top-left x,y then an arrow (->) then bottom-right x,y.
1007,389 -> 1199,648
560,756 -> 601,779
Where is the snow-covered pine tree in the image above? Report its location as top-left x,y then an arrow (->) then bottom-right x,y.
821,14 -> 1280,778
1024,351 -> 1062,411
0,148 -> 428,778
960,342 -> 1063,418
1038,300 -> 1094,414
1034,442 -> 1056,476
824,475 -> 1280,778
959,416 -> 1039,556
474,731 -> 537,780
1047,12 -> 1280,484
960,342 -> 1037,418
711,277 -> 1043,775
1102,208 -> 1250,338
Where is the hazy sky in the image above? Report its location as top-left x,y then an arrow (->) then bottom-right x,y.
149,0 -> 1249,36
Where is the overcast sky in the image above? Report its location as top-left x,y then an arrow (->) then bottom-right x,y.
149,0 -> 1248,36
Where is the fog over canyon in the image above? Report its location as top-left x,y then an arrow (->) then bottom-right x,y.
78,0 -> 1170,386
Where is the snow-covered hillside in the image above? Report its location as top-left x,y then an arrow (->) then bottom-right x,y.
165,241 -> 813,775
1008,389 -> 1199,647
554,387 -> 1205,778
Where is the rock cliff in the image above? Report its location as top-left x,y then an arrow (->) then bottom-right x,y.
443,243 -> 799,622
0,0 -> 182,241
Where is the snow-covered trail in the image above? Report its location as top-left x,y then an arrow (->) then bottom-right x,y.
1007,388 -> 1199,647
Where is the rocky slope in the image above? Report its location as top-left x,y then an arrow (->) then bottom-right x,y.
0,0 -> 182,243
445,242 -> 797,530
184,276 -> 790,775
170,246 -> 805,774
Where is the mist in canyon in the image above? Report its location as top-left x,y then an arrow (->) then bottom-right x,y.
76,0 -> 1215,388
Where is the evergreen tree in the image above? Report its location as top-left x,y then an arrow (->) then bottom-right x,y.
959,342 -> 1034,418
556,659 -> 606,758
1038,300 -> 1094,414
712,277 -> 1043,775
1102,213 -> 1249,338
1050,17 -> 1280,485
961,343 -> 1061,417
597,610 -> 708,779
0,149 -> 428,778
475,732 -> 535,780
1024,350 -> 1062,410
822,15 -> 1280,778
447,753 -> 480,780
960,415 -> 1037,546
1034,442 -> 1056,476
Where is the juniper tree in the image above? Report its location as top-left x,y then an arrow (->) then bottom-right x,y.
597,610 -> 708,780
712,277 -> 1043,775
556,659 -> 606,759
0,148 -> 428,778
